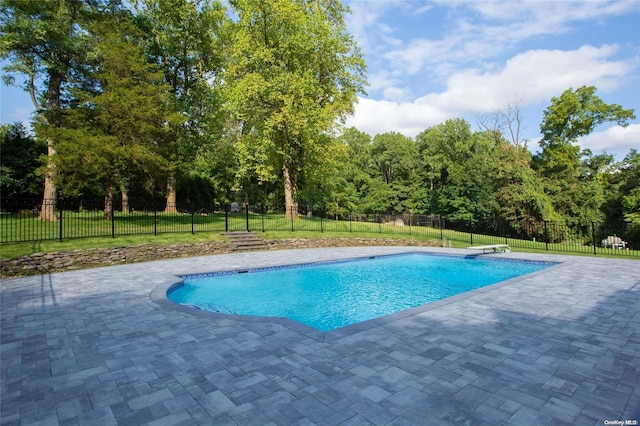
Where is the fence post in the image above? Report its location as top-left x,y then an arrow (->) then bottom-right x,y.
592,222 -> 597,255
191,204 -> 195,234
246,204 -> 250,232
225,206 -> 229,232
440,217 -> 443,240
320,214 -> 323,233
291,207 -> 294,232
409,214 -> 412,236
349,214 -> 352,232
544,221 -> 549,251
111,197 -> 115,238
261,204 -> 265,233
379,214 -> 382,234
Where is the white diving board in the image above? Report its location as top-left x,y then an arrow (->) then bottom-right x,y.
467,244 -> 511,253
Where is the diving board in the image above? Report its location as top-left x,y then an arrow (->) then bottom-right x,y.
467,244 -> 511,253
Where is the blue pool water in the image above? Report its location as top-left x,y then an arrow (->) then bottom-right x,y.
168,253 -> 552,331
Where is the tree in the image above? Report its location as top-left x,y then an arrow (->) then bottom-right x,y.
602,149 -> 640,246
136,0 -> 226,212
476,98 -> 527,147
0,123 -> 46,199
189,135 -> 239,207
334,127 -> 374,214
369,132 -> 424,213
53,11 -> 181,219
539,86 -> 634,149
417,119 -> 474,214
534,86 -> 635,222
222,0 -> 366,218
0,0 -> 92,220
417,119 -> 503,224
298,134 -> 348,216
489,132 -> 556,225
618,150 -> 640,228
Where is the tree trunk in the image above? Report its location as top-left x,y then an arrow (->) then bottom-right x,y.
165,174 -> 177,213
39,139 -> 58,221
104,175 -> 114,220
307,199 -> 313,217
121,187 -> 129,214
283,162 -> 298,220
35,71 -> 64,222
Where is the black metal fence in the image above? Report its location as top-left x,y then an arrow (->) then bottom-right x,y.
1,198 -> 638,257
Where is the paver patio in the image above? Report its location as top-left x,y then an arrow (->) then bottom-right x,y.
1,247 -> 639,425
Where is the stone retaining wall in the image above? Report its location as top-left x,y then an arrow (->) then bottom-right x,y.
0,237 -> 439,278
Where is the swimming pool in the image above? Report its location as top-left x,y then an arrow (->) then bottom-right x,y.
168,253 -> 553,331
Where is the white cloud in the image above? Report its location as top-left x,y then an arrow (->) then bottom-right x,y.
471,0 -> 638,24
347,45 -> 634,138
367,0 -> 640,87
345,98 -> 449,137
382,86 -> 410,102
580,124 -> 640,156
421,44 -> 631,113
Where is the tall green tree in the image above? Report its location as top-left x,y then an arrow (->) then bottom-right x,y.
417,119 -> 474,215
334,127 -> 374,214
601,149 -> 640,245
0,0 -> 92,219
476,121 -> 555,225
222,0 -> 366,218
53,11 -> 181,219
534,86 -> 635,222
136,0 -> 226,211
621,150 -> 640,233
298,134 -> 349,216
367,132 -> 424,213
417,119 -> 500,224
618,150 -> 640,229
492,138 -> 556,225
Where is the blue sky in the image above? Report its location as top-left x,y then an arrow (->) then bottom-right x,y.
343,0 -> 640,159
1,0 -> 639,159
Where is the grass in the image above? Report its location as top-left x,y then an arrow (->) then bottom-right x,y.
1,210 -> 638,260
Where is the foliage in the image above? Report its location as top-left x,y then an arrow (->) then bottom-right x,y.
417,119 -> 495,223
0,123 -> 46,199
52,11 -> 181,219
366,132 -> 423,213
0,0 -> 95,218
136,0 -> 227,207
221,0 -> 366,217
176,173 -> 218,207
534,86 -> 636,223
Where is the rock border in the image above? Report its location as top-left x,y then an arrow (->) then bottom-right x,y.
1,237 -> 440,278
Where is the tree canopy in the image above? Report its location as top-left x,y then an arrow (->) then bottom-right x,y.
221,0 -> 366,218
0,0 -> 95,218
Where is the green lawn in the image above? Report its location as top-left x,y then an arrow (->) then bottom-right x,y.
1,210 -> 638,260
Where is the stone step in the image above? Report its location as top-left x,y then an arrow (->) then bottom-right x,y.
221,232 -> 269,252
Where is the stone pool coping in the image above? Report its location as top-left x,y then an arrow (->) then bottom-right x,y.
1,246 -> 639,425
